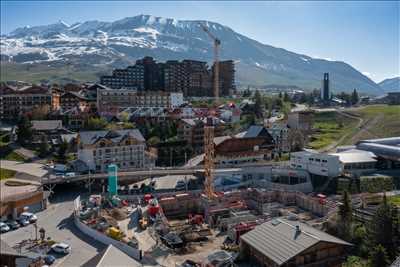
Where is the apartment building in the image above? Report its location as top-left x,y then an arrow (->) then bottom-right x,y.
97,88 -> 184,113
77,129 -> 155,172
267,123 -> 290,154
177,118 -> 225,154
100,65 -> 145,90
0,84 -> 55,120
59,90 -> 96,112
99,57 -> 235,97
212,60 -> 236,96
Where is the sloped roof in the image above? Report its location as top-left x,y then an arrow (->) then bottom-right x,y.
214,136 -> 232,146
31,120 -> 63,131
81,245 -> 141,267
241,218 -> 352,266
243,125 -> 273,140
79,129 -> 145,145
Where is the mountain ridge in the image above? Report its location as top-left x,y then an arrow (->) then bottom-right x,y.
378,77 -> 400,92
0,14 -> 383,95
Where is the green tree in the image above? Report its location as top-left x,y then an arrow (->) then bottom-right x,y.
368,245 -> 390,267
338,190 -> 353,241
16,116 -> 33,146
57,140 -> 69,163
343,256 -> 367,267
38,142 -> 50,158
352,224 -> 368,257
253,90 -> 263,118
148,136 -> 161,146
119,111 -> 130,123
85,117 -> 107,130
351,89 -> 359,105
367,195 -> 397,259
283,92 -> 290,102
278,92 -> 282,98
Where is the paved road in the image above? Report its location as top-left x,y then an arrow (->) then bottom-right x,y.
1,160 -> 49,178
1,192 -> 105,267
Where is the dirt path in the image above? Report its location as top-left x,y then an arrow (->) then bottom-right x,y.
319,110 -> 363,153
348,114 -> 383,144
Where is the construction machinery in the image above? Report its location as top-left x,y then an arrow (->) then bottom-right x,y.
200,23 -> 221,102
107,227 -> 124,241
188,214 -> 204,225
200,23 -> 222,200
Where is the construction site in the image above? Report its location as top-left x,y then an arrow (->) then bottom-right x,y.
73,24 -> 341,266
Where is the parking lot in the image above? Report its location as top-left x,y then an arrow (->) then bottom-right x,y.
0,192 -> 106,267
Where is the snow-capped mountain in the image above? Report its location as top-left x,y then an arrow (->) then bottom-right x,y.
0,14 -> 383,94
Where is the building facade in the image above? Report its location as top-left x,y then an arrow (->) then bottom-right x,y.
267,123 -> 290,154
77,129 -> 155,172
0,84 -> 54,120
97,88 -> 184,113
290,151 -> 343,177
177,118 -> 225,154
99,57 -> 235,97
100,65 -> 145,90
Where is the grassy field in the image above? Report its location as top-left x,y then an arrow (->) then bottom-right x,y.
0,168 -> 16,180
308,105 -> 400,150
308,111 -> 359,149
389,195 -> 400,207
343,105 -> 400,143
0,150 -> 26,161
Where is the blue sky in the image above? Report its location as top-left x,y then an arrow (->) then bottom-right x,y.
1,1 -> 399,82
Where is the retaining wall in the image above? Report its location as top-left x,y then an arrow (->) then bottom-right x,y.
73,197 -> 141,261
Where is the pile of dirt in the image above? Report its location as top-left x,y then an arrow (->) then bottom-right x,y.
111,208 -> 128,221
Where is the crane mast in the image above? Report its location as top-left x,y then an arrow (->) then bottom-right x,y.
200,23 -> 221,199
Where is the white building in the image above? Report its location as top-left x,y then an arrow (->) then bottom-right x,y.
290,151 -> 343,177
97,88 -> 184,112
330,149 -> 378,174
77,129 -> 156,172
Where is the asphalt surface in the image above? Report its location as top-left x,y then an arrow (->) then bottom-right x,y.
0,191 -> 105,267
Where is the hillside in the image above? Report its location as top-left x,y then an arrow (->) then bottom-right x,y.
379,77 -> 400,92
0,15 -> 383,94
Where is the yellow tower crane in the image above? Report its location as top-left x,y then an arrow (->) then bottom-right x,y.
200,23 -> 221,199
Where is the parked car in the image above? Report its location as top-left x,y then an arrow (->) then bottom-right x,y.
65,172 -> 75,178
51,243 -> 71,254
19,212 -> 37,223
17,218 -> 29,227
175,180 -> 187,191
0,222 -> 10,233
6,221 -> 20,230
44,255 -> 56,265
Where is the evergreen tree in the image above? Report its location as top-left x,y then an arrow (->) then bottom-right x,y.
367,195 -> 396,260
57,140 -> 69,163
283,92 -> 290,102
338,190 -> 353,240
38,142 -> 50,158
368,245 -> 390,267
278,92 -> 282,98
253,90 -> 263,118
16,116 -> 33,146
351,89 -> 359,105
